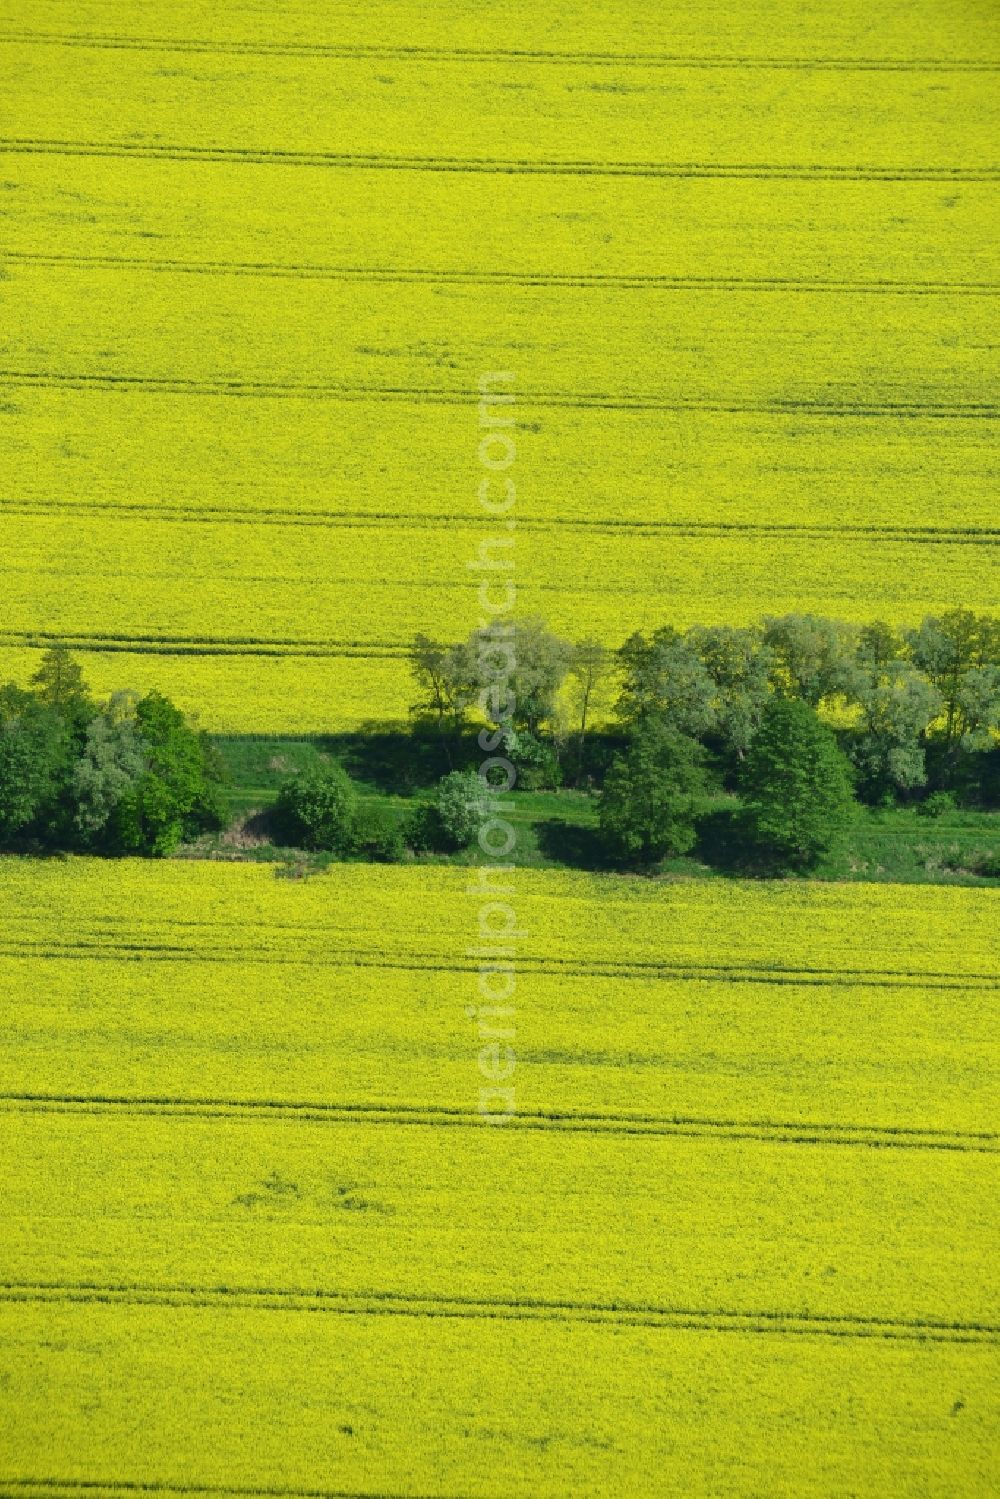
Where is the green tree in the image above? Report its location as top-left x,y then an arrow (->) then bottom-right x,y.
410,620 -> 573,744
275,761 -> 357,852
850,626 -> 943,802
956,666 -> 1000,752
740,699 -> 856,870
119,691 -> 225,855
851,664 -> 942,801
408,633 -> 476,764
471,617 -> 573,735
0,694 -> 73,844
857,619 -> 907,673
907,610 -> 1000,757
616,627 -> 717,738
564,637 -> 616,781
30,644 -> 89,709
71,707 -> 148,846
762,614 -> 859,707
29,646 -> 96,759
0,679 -> 220,854
599,724 -> 706,867
686,624 -> 772,760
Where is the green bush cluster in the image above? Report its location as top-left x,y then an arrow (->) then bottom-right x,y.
270,764 -> 496,862
0,649 -> 225,856
410,609 -> 1000,806
407,608 -> 999,873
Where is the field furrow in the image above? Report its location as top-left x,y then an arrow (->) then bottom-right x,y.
0,495 -> 996,730
3,386 -> 996,527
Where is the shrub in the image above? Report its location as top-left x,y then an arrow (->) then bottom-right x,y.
503,730 -> 562,791
917,790 -> 958,819
275,761 -> 357,851
938,847 -> 999,877
352,807 -> 405,862
400,800 -> 441,853
434,770 -> 494,849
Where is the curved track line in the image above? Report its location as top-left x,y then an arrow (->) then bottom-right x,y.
0,1281 -> 995,1341
1,1094 -> 994,1152
1,941 -> 996,990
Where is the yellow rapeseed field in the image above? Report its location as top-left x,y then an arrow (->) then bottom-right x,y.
2,3 -> 999,1494
1,859 -> 999,1494
1,0 -> 997,728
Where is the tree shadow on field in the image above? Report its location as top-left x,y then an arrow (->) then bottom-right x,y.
695,809 -> 758,875
694,806 -> 771,877
220,806 -> 279,849
535,818 -> 611,871
318,725 -> 454,796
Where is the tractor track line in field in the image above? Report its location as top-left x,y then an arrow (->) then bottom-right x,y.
1,141 -> 997,181
3,503 -> 999,545
1,941 -> 996,991
0,1480 -> 457,1499
5,911 -> 996,981
0,629 -> 411,647
0,634 -> 409,660
1,31 -> 998,70
1,372 -> 996,418
6,252 -> 999,296
0,1281 -> 996,1342
6,914 -> 996,983
1,1093 -> 994,1152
